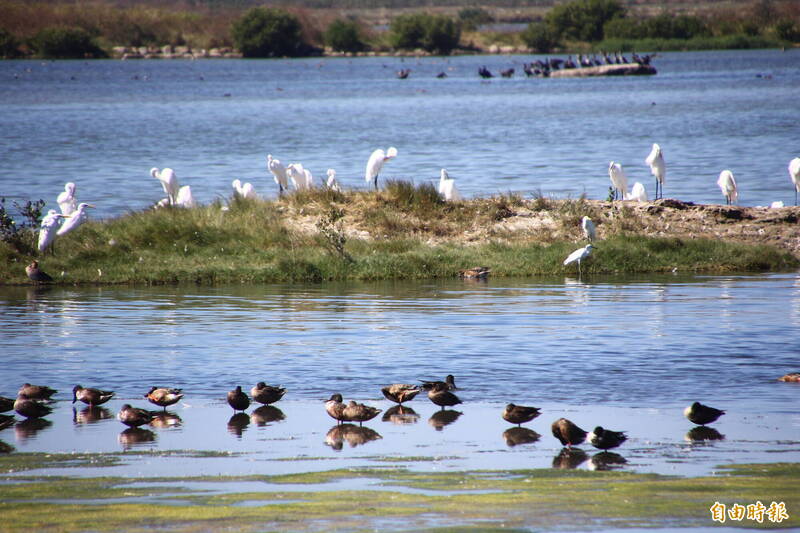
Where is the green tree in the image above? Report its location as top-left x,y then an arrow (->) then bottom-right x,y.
458,7 -> 493,32
231,7 -> 305,58
774,18 -> 800,42
521,22 -> 560,53
389,13 -> 428,50
390,13 -> 461,55
324,19 -> 365,53
546,0 -> 626,42
32,27 -> 106,59
0,28 -> 20,58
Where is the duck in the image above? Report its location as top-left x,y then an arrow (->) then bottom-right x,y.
250,382 -> 286,405
778,372 -> 800,382
502,403 -> 542,426
421,374 -> 458,391
0,413 -> 15,431
72,385 -> 114,406
144,387 -> 184,410
342,401 -> 382,426
587,426 -> 627,450
459,267 -> 491,280
14,396 -> 53,418
325,393 -> 347,424
26,261 -> 53,283
381,384 -> 421,405
551,418 -> 588,447
684,402 -> 725,425
0,396 -> 14,413
117,404 -> 154,428
227,386 -> 250,412
18,383 -> 57,400
427,381 -> 462,410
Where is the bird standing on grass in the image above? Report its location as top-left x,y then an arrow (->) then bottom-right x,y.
38,210 -> 67,253
717,170 -> 738,205
645,143 -> 666,200
608,162 -> 628,201
438,168 -> 462,202
627,182 -> 648,203
326,169 -> 341,192
232,179 -> 257,199
563,244 -> 594,276
56,203 -> 94,236
26,260 -> 53,283
150,168 -> 180,206
267,154 -> 289,196
581,216 -> 596,242
57,182 -> 77,216
365,147 -> 398,190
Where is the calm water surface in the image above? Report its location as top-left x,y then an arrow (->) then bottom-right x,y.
1,50 -> 799,217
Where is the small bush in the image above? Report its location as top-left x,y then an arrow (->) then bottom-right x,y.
458,7 -> 493,32
0,28 -> 20,58
389,13 -> 461,55
32,27 -> 106,59
774,18 -> 800,42
324,19 -> 366,53
231,7 -> 306,58
521,22 -> 560,52
546,0 -> 626,42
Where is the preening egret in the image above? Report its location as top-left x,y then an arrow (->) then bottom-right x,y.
438,169 -> 462,202
267,154 -> 288,196
326,169 -> 341,192
716,170 -> 738,205
57,182 -> 77,215
645,143 -> 665,199
581,216 -> 596,242
38,209 -> 66,253
25,260 -> 53,283
627,181 -> 648,202
150,167 -> 180,205
608,162 -> 628,201
563,244 -> 593,276
56,202 -> 94,236
232,179 -> 257,199
789,157 -> 800,206
365,146 -> 398,190
175,185 -> 196,208
286,163 -> 313,190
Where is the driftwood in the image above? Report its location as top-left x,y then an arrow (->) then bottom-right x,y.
550,63 -> 656,78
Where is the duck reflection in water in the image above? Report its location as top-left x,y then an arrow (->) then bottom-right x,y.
382,405 -> 420,425
149,411 -> 183,429
15,417 -> 52,441
503,427 -> 540,447
250,405 -> 285,426
227,412 -> 250,437
0,414 -> 15,431
73,405 -> 113,425
685,426 -> 725,443
325,423 -> 382,450
552,447 -> 588,469
428,409 -> 462,431
589,451 -> 627,471
0,440 -> 14,454
119,427 -> 156,450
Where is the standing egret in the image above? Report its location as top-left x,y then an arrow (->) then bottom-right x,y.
57,182 -> 77,216
626,182 -> 648,202
645,143 -> 665,199
38,209 -> 67,253
232,179 -> 257,199
326,169 -> 341,192
438,169 -> 462,202
175,185 -> 196,208
267,154 -> 288,196
365,146 -> 398,190
150,167 -> 180,206
563,244 -> 594,276
581,216 -> 596,242
286,163 -> 312,190
789,157 -> 800,206
716,170 -> 738,205
56,202 -> 94,236
608,162 -> 628,201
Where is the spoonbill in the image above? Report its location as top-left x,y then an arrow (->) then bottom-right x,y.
608,162 -> 628,201
175,185 -> 196,208
645,143 -> 665,199
57,182 -> 77,215
789,157 -> 800,206
286,163 -> 312,190
581,216 -> 595,242
150,168 -> 180,205
716,170 -> 738,205
326,169 -> 341,192
267,154 -> 288,196
365,147 -> 398,190
232,179 -> 257,199
37,209 -> 67,253
563,244 -> 593,276
438,169 -> 462,201
56,202 -> 94,236
626,181 -> 648,202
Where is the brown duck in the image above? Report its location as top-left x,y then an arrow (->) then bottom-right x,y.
227,386 -> 250,412
250,382 -> 286,405
551,418 -> 588,447
778,372 -> 800,382
684,402 -> 725,425
18,383 -> 57,400
587,426 -> 627,450
14,396 -> 53,418
381,384 -> 420,405
73,385 -> 114,406
117,404 -> 154,428
26,261 -> 53,283
0,396 -> 14,413
325,393 -> 347,424
427,381 -> 462,410
342,401 -> 382,426
144,387 -> 184,410
459,266 -> 491,279
502,403 -> 542,426
421,374 -> 457,391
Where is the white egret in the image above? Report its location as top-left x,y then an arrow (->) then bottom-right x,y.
286,163 -> 312,190
267,154 -> 288,196
175,185 -> 196,208
365,146 -> 398,190
56,202 -> 94,236
581,216 -> 596,242
38,209 -> 67,253
57,182 -> 77,216
789,157 -> 800,206
716,170 -> 738,205
326,169 -> 341,192
645,143 -> 665,199
150,167 -> 180,205
626,181 -> 648,202
563,244 -> 594,276
438,168 -> 462,202
608,162 -> 628,201
232,179 -> 257,199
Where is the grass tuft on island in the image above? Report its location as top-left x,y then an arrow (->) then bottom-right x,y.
2,182 -> 797,285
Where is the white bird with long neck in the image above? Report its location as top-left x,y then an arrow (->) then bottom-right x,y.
57,182 -> 77,216
608,162 -> 628,201
581,216 -> 595,242
717,170 -> 738,205
365,147 -> 398,190
645,143 -> 666,199
438,169 -> 462,202
789,157 -> 800,206
38,209 -> 67,253
563,244 -> 594,276
175,185 -> 196,208
626,182 -> 648,202
267,154 -> 288,196
286,163 -> 312,190
56,202 -> 94,236
150,167 -> 180,206
232,179 -> 257,199
326,169 -> 341,192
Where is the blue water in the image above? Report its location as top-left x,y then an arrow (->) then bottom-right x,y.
1,49 -> 799,219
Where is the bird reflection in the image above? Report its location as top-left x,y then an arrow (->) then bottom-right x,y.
503,427 -> 540,447
227,412 -> 250,437
685,426 -> 725,442
118,427 -> 156,450
73,406 -> 113,425
552,447 -> 588,469
0,440 -> 14,454
15,417 -> 52,441
0,414 -> 15,431
325,423 -> 382,450
382,405 -> 420,425
589,451 -> 627,471
149,411 -> 183,429
428,409 -> 462,431
250,405 -> 285,426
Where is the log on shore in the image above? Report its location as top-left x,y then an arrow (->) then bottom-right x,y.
550,63 -> 657,78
